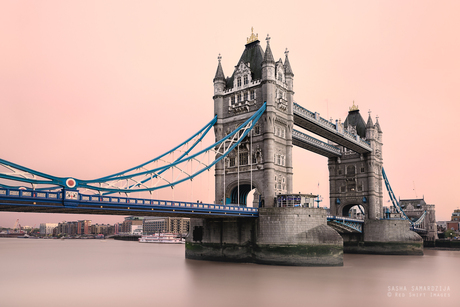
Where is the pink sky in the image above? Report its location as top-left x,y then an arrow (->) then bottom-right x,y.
1,1 -> 459,227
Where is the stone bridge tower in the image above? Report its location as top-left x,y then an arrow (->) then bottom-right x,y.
213,30 -> 294,208
328,103 -> 384,220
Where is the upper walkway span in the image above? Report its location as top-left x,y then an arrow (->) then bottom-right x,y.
292,129 -> 341,158
293,103 -> 372,154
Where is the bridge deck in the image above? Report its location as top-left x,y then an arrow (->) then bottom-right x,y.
294,103 -> 372,154
0,188 -> 258,218
326,216 -> 364,233
293,129 -> 341,158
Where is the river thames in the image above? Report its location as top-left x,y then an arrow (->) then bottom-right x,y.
0,238 -> 457,307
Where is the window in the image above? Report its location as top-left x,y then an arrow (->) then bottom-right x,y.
275,154 -> 285,166
245,92 -> 249,101
250,90 -> 255,100
252,153 -> 257,164
347,165 -> 355,175
274,125 -> 285,138
239,152 -> 248,165
237,77 -> 241,87
237,94 -> 241,102
254,124 -> 260,134
243,75 -> 248,85
231,96 -> 235,104
361,167 -> 365,173
229,157 -> 235,167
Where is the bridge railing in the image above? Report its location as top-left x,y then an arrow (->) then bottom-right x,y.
0,187 -> 259,216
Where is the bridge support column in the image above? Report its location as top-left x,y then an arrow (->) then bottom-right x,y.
185,207 -> 343,266
344,219 -> 423,255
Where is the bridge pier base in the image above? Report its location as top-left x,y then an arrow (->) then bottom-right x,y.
185,207 -> 343,266
343,219 -> 423,255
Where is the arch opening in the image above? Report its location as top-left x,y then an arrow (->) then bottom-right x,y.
230,184 -> 256,206
342,204 -> 365,220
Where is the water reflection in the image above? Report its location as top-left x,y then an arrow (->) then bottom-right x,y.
0,239 -> 457,307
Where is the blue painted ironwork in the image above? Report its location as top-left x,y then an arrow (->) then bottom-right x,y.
327,215 -> 363,233
413,210 -> 427,226
0,187 -> 258,218
0,103 -> 266,195
411,226 -> 427,234
382,167 -> 427,227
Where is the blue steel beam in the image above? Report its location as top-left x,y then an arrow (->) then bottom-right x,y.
327,215 -> 364,233
0,187 -> 258,218
0,103 -> 266,194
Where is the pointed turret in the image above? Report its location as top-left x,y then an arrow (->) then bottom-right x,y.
375,116 -> 382,133
263,34 -> 275,64
284,48 -> 294,76
213,54 -> 225,82
366,112 -> 374,128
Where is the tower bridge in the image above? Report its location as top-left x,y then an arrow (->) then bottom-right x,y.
0,30 -> 427,266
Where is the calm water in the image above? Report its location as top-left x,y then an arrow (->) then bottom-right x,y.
0,238 -> 457,307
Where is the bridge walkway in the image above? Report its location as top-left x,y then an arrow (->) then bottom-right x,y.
294,103 -> 372,154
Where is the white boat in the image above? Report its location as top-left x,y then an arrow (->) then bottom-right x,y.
138,233 -> 185,244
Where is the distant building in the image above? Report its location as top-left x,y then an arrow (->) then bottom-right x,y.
122,216 -> 144,234
56,221 -> 78,235
77,220 -> 91,235
451,209 -> 460,221
39,223 -> 58,235
168,217 -> 190,234
114,223 -> 122,235
142,217 -> 190,235
143,217 -> 167,234
90,223 -> 114,236
446,221 -> 459,232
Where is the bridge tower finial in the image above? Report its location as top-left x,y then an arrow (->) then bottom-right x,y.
247,27 -> 259,44
349,101 -> 359,112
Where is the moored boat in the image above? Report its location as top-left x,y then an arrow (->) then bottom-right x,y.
139,233 -> 184,244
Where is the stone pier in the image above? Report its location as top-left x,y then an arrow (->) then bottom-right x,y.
186,207 -> 343,266
343,219 -> 423,255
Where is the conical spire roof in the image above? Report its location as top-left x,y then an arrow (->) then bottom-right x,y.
225,37 -> 265,88
263,34 -> 275,64
344,102 -> 367,139
375,116 -> 382,133
284,48 -> 294,76
213,54 -> 225,82
366,113 -> 374,128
